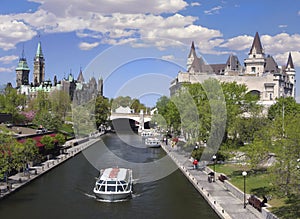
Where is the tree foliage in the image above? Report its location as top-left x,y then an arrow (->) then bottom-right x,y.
95,95 -> 111,128
40,135 -> 54,151
0,85 -> 26,124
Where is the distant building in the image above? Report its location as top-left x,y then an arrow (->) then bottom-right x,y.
16,41 -> 103,101
170,32 -> 296,106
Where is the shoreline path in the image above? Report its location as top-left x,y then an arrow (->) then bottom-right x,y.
161,142 -> 264,219
0,134 -> 102,199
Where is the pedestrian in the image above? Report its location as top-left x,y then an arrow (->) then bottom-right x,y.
193,159 -> 198,169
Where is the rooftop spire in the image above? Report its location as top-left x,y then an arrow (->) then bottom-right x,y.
21,43 -> 25,59
249,32 -> 264,55
286,52 -> 294,69
188,41 -> 197,58
36,40 -> 44,58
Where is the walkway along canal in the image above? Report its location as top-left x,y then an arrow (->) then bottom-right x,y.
0,133 -> 103,199
161,142 -> 279,219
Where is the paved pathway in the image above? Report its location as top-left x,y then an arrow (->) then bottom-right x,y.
161,143 -> 263,219
0,134 -> 102,199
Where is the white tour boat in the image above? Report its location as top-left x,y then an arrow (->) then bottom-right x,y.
93,167 -> 133,201
145,137 -> 161,148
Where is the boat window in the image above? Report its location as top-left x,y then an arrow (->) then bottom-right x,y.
107,181 -> 116,184
107,186 -> 116,192
117,186 -> 124,192
120,181 -> 126,184
96,185 -> 100,190
100,186 -> 105,191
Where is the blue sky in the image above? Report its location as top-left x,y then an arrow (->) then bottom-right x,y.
0,0 -> 300,106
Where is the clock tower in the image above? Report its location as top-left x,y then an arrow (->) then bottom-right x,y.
33,41 -> 45,85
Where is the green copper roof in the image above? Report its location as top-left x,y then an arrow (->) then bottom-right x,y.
16,58 -> 30,71
36,41 -> 44,58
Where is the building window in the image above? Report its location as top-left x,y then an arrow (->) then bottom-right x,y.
251,67 -> 256,73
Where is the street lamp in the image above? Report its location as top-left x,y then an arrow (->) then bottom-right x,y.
242,171 -> 247,208
212,155 -> 217,182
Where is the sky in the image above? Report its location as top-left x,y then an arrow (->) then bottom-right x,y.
0,0 -> 300,106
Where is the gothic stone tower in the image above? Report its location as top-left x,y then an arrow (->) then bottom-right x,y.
33,41 -> 45,85
16,47 -> 30,87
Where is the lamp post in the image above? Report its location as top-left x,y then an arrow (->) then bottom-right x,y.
242,171 -> 247,208
212,155 -> 217,182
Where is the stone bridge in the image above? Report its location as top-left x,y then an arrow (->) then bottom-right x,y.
109,112 -> 152,130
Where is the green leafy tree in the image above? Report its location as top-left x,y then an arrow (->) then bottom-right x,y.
54,133 -> 66,146
41,135 -> 54,151
0,132 -> 15,182
111,96 -> 132,111
33,110 -> 62,131
24,138 -> 39,164
95,95 -> 111,128
268,97 -> 299,121
49,90 -> 71,120
0,85 -> 26,123
270,113 -> 300,196
72,102 -> 96,137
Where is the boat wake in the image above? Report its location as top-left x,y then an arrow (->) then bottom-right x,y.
83,192 -> 97,199
83,192 -> 139,202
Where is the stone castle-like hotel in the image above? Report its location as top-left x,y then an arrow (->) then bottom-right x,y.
15,41 -> 103,101
170,32 -> 296,105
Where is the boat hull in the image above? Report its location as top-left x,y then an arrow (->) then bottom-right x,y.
93,190 -> 132,201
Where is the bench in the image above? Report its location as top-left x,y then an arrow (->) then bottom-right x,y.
218,174 -> 228,182
248,195 -> 266,212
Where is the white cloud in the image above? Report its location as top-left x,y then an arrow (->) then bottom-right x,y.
78,42 -> 100,50
261,33 -> 300,55
0,55 -> 19,64
0,15 -> 37,50
298,10 -> 300,16
161,55 -> 175,61
204,6 -> 222,15
29,0 -> 188,16
191,2 -> 201,7
274,51 -> 300,67
0,66 -> 15,73
278,24 -> 287,28
219,35 -> 253,51
0,0 -> 226,54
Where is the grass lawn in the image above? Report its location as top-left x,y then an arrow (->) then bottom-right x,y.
212,163 -> 286,209
59,123 -> 74,136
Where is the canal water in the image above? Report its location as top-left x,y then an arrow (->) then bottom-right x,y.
0,133 -> 219,219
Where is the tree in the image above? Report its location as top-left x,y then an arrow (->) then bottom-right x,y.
41,135 -> 54,151
54,133 -> 66,146
270,113 -> 300,196
268,97 -> 299,121
0,85 -> 26,123
33,110 -> 62,131
49,90 -> 71,120
29,90 -> 50,112
95,95 -> 111,128
111,96 -> 132,111
72,103 -> 96,137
